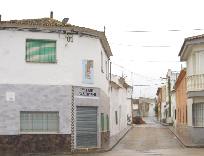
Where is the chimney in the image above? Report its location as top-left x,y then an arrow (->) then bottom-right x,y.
0,15 -> 1,22
62,18 -> 69,24
50,11 -> 53,18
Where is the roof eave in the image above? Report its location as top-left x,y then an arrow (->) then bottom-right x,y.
0,23 -> 113,57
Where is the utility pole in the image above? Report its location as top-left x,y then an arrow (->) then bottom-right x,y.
168,76 -> 171,117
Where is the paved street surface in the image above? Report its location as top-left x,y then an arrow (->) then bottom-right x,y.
3,118 -> 204,156
73,117 -> 204,156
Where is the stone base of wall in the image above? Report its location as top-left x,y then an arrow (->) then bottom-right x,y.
0,134 -> 71,153
101,131 -> 110,146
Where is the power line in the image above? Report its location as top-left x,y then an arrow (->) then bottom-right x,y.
125,28 -> 204,33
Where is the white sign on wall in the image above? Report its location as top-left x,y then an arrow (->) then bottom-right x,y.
6,92 -> 15,102
78,88 -> 97,97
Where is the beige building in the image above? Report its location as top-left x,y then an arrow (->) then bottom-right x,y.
175,69 -> 187,125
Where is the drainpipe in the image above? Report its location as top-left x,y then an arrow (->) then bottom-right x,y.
160,90 -> 162,122
110,61 -> 112,81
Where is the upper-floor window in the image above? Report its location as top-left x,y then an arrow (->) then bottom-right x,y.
82,60 -> 94,84
101,51 -> 104,73
26,39 -> 56,63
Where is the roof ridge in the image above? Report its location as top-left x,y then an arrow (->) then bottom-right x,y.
185,34 -> 204,41
0,17 -> 72,27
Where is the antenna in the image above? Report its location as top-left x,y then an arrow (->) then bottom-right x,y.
104,26 -> 106,33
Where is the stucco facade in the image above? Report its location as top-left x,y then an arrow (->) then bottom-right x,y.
0,30 -> 109,93
175,69 -> 187,125
0,17 -> 112,153
109,75 -> 132,137
178,34 -> 204,145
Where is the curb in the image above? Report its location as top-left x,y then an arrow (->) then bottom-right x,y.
104,126 -> 133,152
167,126 -> 186,148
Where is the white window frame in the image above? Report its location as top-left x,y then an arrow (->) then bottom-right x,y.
193,103 -> 204,127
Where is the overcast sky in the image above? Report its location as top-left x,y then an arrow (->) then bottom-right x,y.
1,0 -> 204,97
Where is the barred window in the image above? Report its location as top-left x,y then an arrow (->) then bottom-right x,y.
26,39 -> 56,63
193,103 -> 204,127
20,111 -> 59,133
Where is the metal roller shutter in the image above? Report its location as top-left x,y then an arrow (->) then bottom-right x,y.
76,106 -> 97,148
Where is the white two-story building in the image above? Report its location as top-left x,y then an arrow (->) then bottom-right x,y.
0,13 -> 112,153
179,34 -> 204,144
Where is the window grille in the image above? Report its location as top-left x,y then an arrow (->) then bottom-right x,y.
193,103 -> 204,127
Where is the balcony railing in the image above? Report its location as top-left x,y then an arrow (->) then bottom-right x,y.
187,74 -> 204,91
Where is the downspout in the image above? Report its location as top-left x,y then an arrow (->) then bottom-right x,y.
110,61 -> 112,81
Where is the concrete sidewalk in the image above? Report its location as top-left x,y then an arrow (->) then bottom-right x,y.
168,126 -> 204,148
101,125 -> 132,152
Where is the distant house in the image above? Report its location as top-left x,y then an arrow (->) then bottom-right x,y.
179,34 -> 204,144
109,75 -> 132,137
161,85 -> 167,121
0,13 -> 112,153
132,99 -> 139,117
132,97 -> 156,119
156,88 -> 162,121
175,69 -> 187,125
138,97 -> 156,117
165,69 -> 179,124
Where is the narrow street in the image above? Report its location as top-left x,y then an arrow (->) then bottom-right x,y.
113,120 -> 182,151
73,118 -> 204,156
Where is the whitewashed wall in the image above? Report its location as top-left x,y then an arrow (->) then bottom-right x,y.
187,45 -> 204,76
0,30 -> 110,135
0,30 -> 109,95
171,92 -> 176,124
109,76 -> 131,137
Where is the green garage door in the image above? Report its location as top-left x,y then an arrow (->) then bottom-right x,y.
76,106 -> 97,148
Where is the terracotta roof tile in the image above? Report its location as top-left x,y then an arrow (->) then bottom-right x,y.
179,34 -> 204,56
0,18 -> 72,27
185,34 -> 204,41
